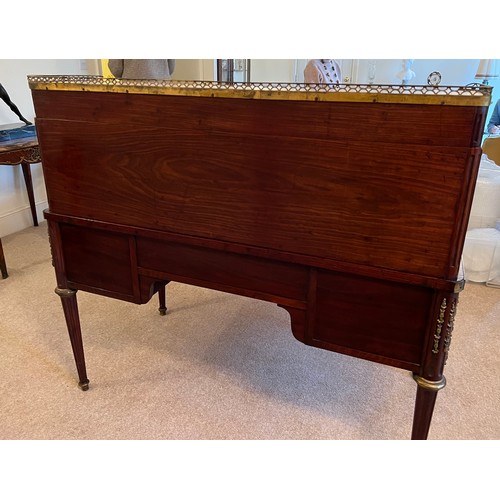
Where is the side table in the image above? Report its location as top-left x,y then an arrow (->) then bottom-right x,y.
0,128 -> 41,280
0,135 -> 41,227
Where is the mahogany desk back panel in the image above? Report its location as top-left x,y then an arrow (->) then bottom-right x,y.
29,77 -> 491,439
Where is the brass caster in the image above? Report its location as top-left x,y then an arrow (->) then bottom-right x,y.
159,307 -> 167,316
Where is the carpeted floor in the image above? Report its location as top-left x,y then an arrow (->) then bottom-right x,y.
0,223 -> 499,440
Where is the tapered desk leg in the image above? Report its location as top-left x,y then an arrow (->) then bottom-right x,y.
411,375 -> 446,440
158,285 -> 167,316
21,161 -> 38,226
55,287 -> 89,390
0,238 -> 8,279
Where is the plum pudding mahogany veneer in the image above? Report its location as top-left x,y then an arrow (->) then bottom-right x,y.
29,76 -> 491,439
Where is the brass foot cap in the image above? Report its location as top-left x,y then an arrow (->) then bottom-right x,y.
78,380 -> 90,391
55,287 -> 77,298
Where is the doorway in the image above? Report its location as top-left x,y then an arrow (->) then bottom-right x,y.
216,59 -> 251,83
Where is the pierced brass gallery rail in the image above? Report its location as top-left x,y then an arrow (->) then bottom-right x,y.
28,76 -> 492,106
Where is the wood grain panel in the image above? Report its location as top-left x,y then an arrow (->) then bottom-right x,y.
312,270 -> 433,365
37,115 -> 473,278
32,89 -> 482,147
137,237 -> 309,302
59,224 -> 134,297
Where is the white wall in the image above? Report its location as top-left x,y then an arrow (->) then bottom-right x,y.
171,59 -> 214,81
0,59 -> 98,237
251,60 -> 298,83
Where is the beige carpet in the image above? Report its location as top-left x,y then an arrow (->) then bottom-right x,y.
0,223 -> 499,440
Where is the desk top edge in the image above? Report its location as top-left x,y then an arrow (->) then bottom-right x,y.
28,75 -> 492,106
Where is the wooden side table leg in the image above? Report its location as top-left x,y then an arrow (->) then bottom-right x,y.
21,161 -> 38,226
55,287 -> 89,390
0,238 -> 8,279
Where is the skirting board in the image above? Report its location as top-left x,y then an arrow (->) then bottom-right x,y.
0,200 -> 48,237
